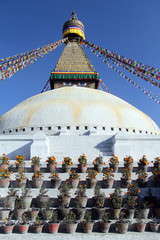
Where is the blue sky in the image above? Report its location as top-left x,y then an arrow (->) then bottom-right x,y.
0,0 -> 160,127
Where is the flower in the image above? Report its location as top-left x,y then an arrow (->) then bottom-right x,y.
0,168 -> 13,179
0,154 -> 10,165
86,169 -> 98,179
46,156 -> 57,164
121,167 -> 132,180
49,170 -> 60,180
32,170 -> 44,179
103,167 -> 114,179
138,155 -> 149,166
109,188 -> 123,209
62,157 -> 73,165
15,155 -> 26,164
93,155 -> 104,165
31,156 -> 41,165
123,155 -> 134,164
78,154 -> 87,165
109,154 -> 119,165
69,170 -> 81,180
15,168 -> 27,181
75,184 -> 87,197
127,183 -> 141,196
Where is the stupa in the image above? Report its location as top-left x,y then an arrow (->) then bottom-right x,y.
0,11 -> 159,162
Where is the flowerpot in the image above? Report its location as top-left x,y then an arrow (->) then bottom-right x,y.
136,222 -> 146,232
109,163 -> 119,173
28,209 -> 39,221
137,178 -> 148,188
78,164 -> 87,173
121,178 -> 132,188
65,222 -> 77,233
16,163 -> 25,170
0,209 -> 10,220
116,222 -> 129,234
7,196 -> 17,209
62,164 -> 72,173
149,222 -> 159,232
51,178 -> 61,188
32,178 -> 43,188
37,196 -> 49,208
14,208 -> 26,220
18,224 -> 29,234
3,225 -> 14,234
58,196 -> 70,207
110,208 -> 121,220
125,209 -> 135,219
138,164 -> 148,172
31,164 -> 41,172
93,207 -> 104,220
73,207 -> 86,221
103,178 -> 114,188
0,178 -> 10,188
94,164 -> 103,173
42,209 -> 53,220
48,222 -> 60,234
16,178 -> 27,188
141,208 -> 150,219
82,221 -> 94,233
68,178 -> 79,188
93,196 -> 105,207
86,178 -> 97,189
75,196 -> 88,208
47,163 -> 56,172
34,224 -> 43,233
58,207 -> 70,220
99,221 -> 111,233
22,196 -> 32,208
154,208 -> 160,218
0,164 -> 8,169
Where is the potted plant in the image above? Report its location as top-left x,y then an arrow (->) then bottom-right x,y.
124,195 -> 137,219
58,182 -> 71,207
103,167 -> 114,188
72,198 -> 86,221
68,169 -> 81,188
46,156 -> 57,172
15,168 -> 27,188
93,155 -> 105,173
28,205 -> 39,221
15,155 -> 26,170
136,210 -> 146,232
31,156 -> 41,172
0,197 -> 10,220
121,167 -> 132,188
109,188 -> 123,219
148,217 -> 159,232
0,168 -> 13,188
86,169 -> 98,188
7,188 -> 19,209
37,187 -> 49,208
109,154 -> 119,172
81,210 -> 94,233
93,186 -> 105,209
78,153 -> 87,173
33,216 -> 44,233
64,210 -> 78,233
126,183 -> 141,199
20,188 -> 32,209
49,170 -> 61,188
62,157 -> 73,173
99,211 -> 111,233
139,200 -> 150,219
152,157 -> 160,168
138,155 -> 149,171
18,212 -> 29,234
74,184 -> 88,208
32,170 -> 44,188
48,210 -> 60,234
14,196 -> 26,220
3,213 -> 14,234
136,169 -> 148,187
0,153 -> 10,169
152,167 -> 160,187
123,155 -> 134,169
116,211 -> 129,234
41,199 -> 53,221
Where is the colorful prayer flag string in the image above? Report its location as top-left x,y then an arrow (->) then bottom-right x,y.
84,42 -> 160,104
0,38 -> 67,81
